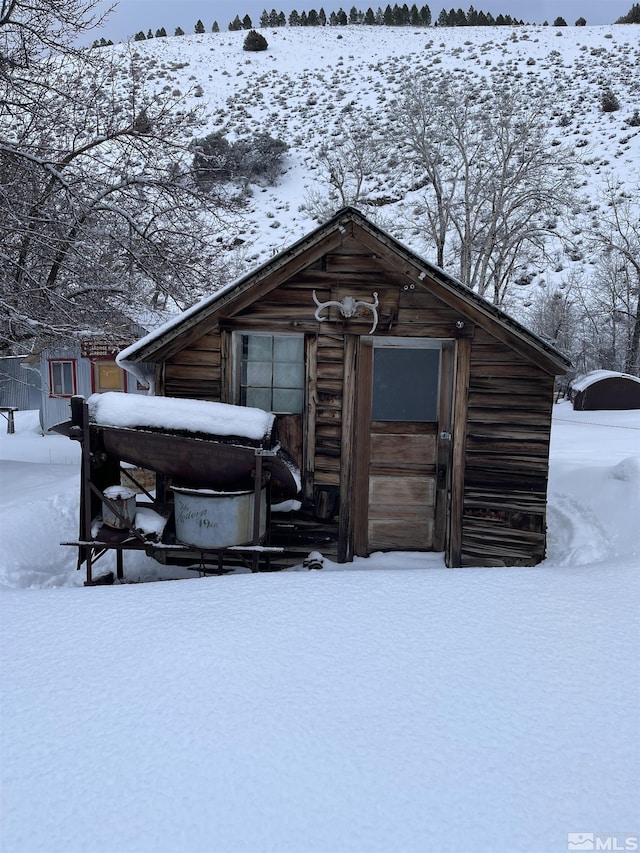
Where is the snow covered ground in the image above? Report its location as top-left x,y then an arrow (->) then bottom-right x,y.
1,404 -> 638,852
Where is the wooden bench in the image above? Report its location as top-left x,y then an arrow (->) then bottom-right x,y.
0,407 -> 17,434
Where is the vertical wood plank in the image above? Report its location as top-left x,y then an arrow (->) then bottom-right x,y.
155,362 -> 165,396
447,337 -> 471,568
81,400 -> 93,584
434,341 -> 454,552
338,334 -> 358,562
303,334 -> 318,502
275,414 -> 303,469
353,338 -> 373,555
219,330 -> 232,404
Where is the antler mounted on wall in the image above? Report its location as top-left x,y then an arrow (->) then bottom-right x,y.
312,290 -> 379,334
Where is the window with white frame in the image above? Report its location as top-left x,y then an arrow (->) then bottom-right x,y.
238,333 -> 304,414
49,360 -> 76,397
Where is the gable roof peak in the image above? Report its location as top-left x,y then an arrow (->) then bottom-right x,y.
118,208 -> 570,376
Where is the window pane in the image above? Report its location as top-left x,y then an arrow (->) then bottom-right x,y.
96,362 -> 122,391
246,362 -> 272,387
273,361 -> 304,389
372,348 -> 440,421
52,361 -> 74,396
62,362 -> 73,393
245,387 -> 272,411
272,388 -> 303,413
246,335 -> 272,360
239,333 -> 304,414
52,363 -> 62,395
274,335 -> 303,362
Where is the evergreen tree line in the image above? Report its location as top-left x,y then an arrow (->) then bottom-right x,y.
106,4 -> 536,46
265,6 -> 433,27
128,22 -> 220,43
615,2 -> 640,22
94,1 -> 638,48
242,5 -> 529,29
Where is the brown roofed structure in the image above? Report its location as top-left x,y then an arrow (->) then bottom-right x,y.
109,208 -> 571,571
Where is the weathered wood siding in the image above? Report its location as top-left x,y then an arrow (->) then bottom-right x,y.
164,332 -> 221,400
462,328 -> 555,566
314,328 -> 344,487
157,236 -> 557,567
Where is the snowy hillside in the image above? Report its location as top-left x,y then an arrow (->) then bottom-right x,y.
113,24 -> 640,276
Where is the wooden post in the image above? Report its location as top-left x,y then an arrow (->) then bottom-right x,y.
264,471 -> 272,572
0,407 -> 17,434
303,334 -> 317,502
251,451 -> 264,572
353,338 -> 373,556
80,400 -> 94,585
220,330 -> 232,403
338,334 -> 358,562
116,550 -> 124,581
433,341 -> 454,552
447,337 -> 471,568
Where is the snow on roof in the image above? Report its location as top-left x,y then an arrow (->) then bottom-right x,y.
88,392 -> 275,442
571,370 -> 640,393
115,277 -> 246,370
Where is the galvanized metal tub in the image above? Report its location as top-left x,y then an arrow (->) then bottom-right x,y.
172,486 -> 266,549
102,485 -> 137,530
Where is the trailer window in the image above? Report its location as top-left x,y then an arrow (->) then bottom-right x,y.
238,334 -> 304,414
49,360 -> 76,397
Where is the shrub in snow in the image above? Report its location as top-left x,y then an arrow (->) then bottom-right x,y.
191,131 -> 287,187
244,133 -> 288,182
601,89 -> 621,113
192,132 -> 234,183
243,30 -> 268,52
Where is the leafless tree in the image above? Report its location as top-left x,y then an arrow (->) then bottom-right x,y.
582,178 -> 640,374
528,276 -> 580,357
391,71 -> 578,304
0,0 -> 239,355
305,117 -> 384,220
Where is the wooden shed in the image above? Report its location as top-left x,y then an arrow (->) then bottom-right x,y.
570,370 -> 640,411
119,208 -> 570,568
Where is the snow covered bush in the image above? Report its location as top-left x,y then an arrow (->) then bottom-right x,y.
191,131 -> 287,187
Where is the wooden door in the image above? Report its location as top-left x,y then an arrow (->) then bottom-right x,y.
354,338 -> 448,555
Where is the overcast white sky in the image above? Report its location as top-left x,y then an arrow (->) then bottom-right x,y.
93,0 -> 635,43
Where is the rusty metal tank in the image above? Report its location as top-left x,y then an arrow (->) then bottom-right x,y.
172,486 -> 266,549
